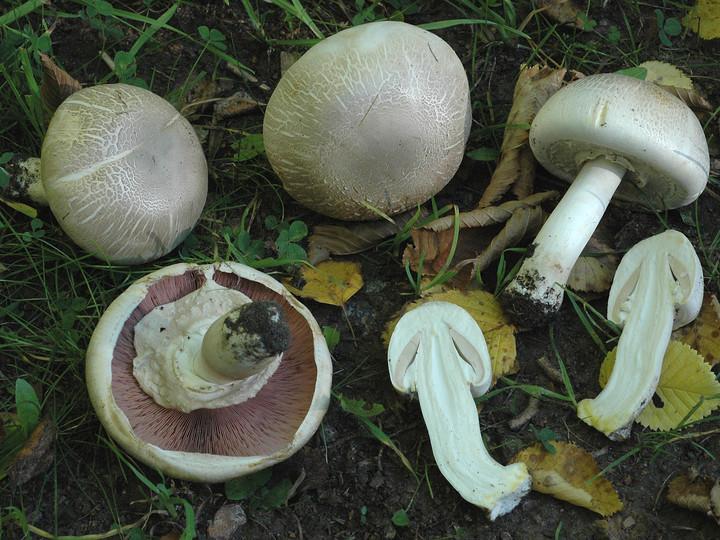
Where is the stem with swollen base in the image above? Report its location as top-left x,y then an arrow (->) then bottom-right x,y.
501,157 -> 626,324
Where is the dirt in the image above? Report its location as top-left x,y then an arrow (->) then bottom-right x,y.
2,1 -> 720,539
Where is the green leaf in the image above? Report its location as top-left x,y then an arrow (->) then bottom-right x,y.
615,66 -> 647,80
337,393 -> 385,418
225,468 -> 272,500
15,378 -> 41,437
392,509 -> 409,526
232,133 -> 265,162
466,147 -> 499,161
260,478 -> 293,509
323,326 -> 340,349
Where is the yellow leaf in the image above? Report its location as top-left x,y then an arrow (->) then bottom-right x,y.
383,289 -> 518,380
673,292 -> 720,367
683,0 -> 720,39
0,195 -> 37,218
509,441 -> 623,516
283,261 -> 363,306
599,342 -> 720,431
639,60 -> 694,89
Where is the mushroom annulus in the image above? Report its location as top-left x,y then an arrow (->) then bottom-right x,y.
576,230 -> 703,440
86,262 -> 332,482
263,21 -> 471,221
388,301 -> 531,520
500,73 -> 709,326
38,83 -> 207,264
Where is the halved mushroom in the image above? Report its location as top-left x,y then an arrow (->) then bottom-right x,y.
500,73 -> 709,326
388,301 -> 530,520
86,261 -> 332,482
576,230 -> 703,440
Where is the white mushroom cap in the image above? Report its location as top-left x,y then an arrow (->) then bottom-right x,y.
86,262 -> 332,482
41,84 -> 208,264
263,21 -> 472,221
530,73 -> 709,209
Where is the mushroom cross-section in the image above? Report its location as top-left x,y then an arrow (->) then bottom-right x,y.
500,73 -> 709,326
86,261 -> 332,482
388,301 -> 530,520
576,230 -> 703,440
263,21 -> 472,221
41,83 -> 208,264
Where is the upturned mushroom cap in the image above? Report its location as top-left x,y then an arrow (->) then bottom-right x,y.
41,84 -> 208,264
529,73 -> 709,209
86,262 -> 332,482
263,21 -> 472,221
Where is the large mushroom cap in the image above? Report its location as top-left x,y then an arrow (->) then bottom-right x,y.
86,262 -> 332,482
263,21 -> 472,221
529,73 -> 709,209
41,84 -> 208,264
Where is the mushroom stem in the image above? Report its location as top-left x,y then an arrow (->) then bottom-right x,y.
414,325 -> 530,519
501,157 -> 626,324
576,230 -> 703,440
195,300 -> 291,384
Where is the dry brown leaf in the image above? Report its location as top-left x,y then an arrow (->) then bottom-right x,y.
667,472 -> 720,524
383,289 -> 518,380
465,204 -> 545,276
566,229 -> 617,293
403,228 -> 456,277
39,52 -> 82,112
8,416 -> 56,489
283,261 -> 363,306
509,441 -> 623,516
425,191 -> 559,232
672,292 -> 720,367
536,0 -> 589,29
477,65 -> 566,208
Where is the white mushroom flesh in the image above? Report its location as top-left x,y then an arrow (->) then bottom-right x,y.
576,230 -> 703,440
388,301 -> 530,520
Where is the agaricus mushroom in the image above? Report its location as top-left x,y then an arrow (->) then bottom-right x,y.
500,73 -> 709,325
577,230 -> 703,440
263,21 -> 471,221
86,261 -> 332,482
40,84 -> 207,264
388,301 -> 530,520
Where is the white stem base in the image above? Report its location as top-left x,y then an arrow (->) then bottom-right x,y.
501,157 -> 626,324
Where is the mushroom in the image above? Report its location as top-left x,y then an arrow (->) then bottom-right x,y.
39,83 -> 207,264
388,301 -> 531,520
500,73 -> 709,325
263,21 -> 471,221
86,261 -> 332,482
576,229 -> 703,440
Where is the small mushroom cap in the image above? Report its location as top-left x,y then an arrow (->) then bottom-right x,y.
263,21 -> 472,221
86,262 -> 332,482
529,73 -> 709,209
388,301 -> 492,398
607,229 -> 703,330
41,84 -> 208,264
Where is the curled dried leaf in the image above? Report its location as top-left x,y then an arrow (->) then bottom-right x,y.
39,52 -> 81,112
667,472 -> 720,524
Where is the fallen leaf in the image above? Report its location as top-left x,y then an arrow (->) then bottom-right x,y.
640,60 -> 694,89
283,261 -> 363,306
566,228 -> 617,293
403,228 -> 456,277
667,472 -> 720,524
509,441 -> 623,516
683,0 -> 720,39
536,0 -> 590,29
599,341 -> 720,431
384,289 -> 518,380
477,65 -> 566,207
39,52 -> 82,112
8,416 -> 56,489
672,292 -> 720,367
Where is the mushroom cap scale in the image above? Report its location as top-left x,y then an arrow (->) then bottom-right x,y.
41,84 -> 208,264
530,73 -> 709,209
263,21 -> 472,221
86,262 -> 332,482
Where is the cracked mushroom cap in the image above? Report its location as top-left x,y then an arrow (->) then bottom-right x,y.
86,262 -> 332,482
529,73 -> 709,209
41,84 -> 208,264
263,21 -> 472,221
